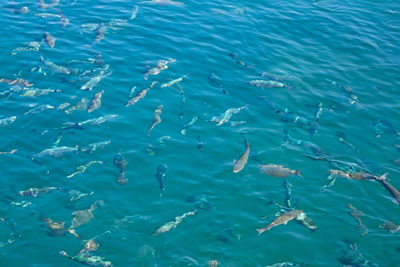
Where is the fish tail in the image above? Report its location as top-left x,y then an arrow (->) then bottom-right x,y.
377,173 -> 388,181
243,136 -> 249,148
296,169 -> 303,178
256,228 -> 266,235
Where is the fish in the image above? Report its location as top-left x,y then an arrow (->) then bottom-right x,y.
131,6 -> 139,20
379,221 -> 400,233
0,78 -> 33,87
336,131 -> 359,153
372,173 -> 400,206
0,149 -> 17,155
144,59 -> 175,80
160,74 -> 187,88
327,80 -> 358,104
56,9 -> 70,28
328,169 -> 375,180
81,71 -> 111,91
208,72 -> 228,95
248,80 -> 285,88
126,81 -> 157,107
155,164 -> 167,195
41,218 -> 79,238
140,0 -> 184,5
70,200 -> 103,229
40,56 -> 70,74
129,86 -> 136,97
67,161 -> 103,178
38,0 -> 48,9
144,136 -> 171,155
78,114 -> 118,126
180,116 -> 199,135
347,203 -> 368,236
33,145 -> 78,158
229,52 -> 249,68
147,105 -> 163,136
259,164 -> 302,178
59,251 -> 112,266
21,88 -> 61,97
24,104 -> 54,115
94,23 -> 106,43
8,7 -> 30,14
114,152 -> 128,185
392,158 -> 400,166
256,210 -> 303,235
233,137 -> 249,173
11,41 -> 41,55
88,90 -> 104,113
0,116 -> 17,127
80,140 -> 111,153
373,119 -> 400,138
210,106 -> 247,126
43,32 -> 56,48
19,186 -> 62,197
337,240 -> 378,266
65,98 -> 88,114
152,209 -> 196,236
35,13 -> 61,18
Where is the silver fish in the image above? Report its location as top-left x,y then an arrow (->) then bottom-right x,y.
43,32 -> 56,48
126,81 -> 157,107
19,186 -> 62,197
41,56 -> 70,74
256,210 -> 303,235
259,164 -> 302,178
94,23 -> 106,43
148,105 -> 163,136
78,114 -> 118,126
211,105 -> 247,126
373,173 -> 400,206
80,140 -> 111,153
248,80 -> 285,88
81,71 -> 111,91
24,104 -> 54,115
67,161 -> 103,178
153,209 -> 196,236
35,13 -> 61,18
140,0 -> 184,5
0,116 -> 17,127
21,88 -> 61,97
131,6 -> 139,20
88,90 -> 104,113
144,59 -> 175,80
33,145 -> 78,158
65,98 -> 88,114
233,137 -> 249,173
180,116 -> 199,135
11,41 -> 41,55
160,74 -> 187,88
379,221 -> 400,233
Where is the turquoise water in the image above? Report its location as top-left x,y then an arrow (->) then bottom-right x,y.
1,0 -> 400,266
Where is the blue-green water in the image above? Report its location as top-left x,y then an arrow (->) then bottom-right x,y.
1,0 -> 400,266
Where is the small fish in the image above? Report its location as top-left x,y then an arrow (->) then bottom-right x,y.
24,104 -> 54,115
373,119 -> 400,138
19,186 -> 62,197
78,114 -> 118,126
126,81 -> 157,107
147,105 -> 163,136
131,5 -> 139,20
336,131 -> 359,153
210,106 -> 247,126
140,0 -> 184,5
197,136 -> 203,152
80,140 -> 111,153
160,74 -> 187,88
208,72 -> 228,94
248,80 -> 285,88
70,200 -> 103,229
35,13 -> 61,18
67,161 -> 103,178
114,151 -> 128,185
33,145 -> 78,158
229,52 -> 249,67
144,59 -> 175,80
0,78 -> 33,87
94,23 -> 106,43
43,32 -> 56,48
0,116 -> 17,127
155,164 -> 167,195
329,169 -> 375,180
21,88 -> 61,97
10,200 -> 31,207
256,210 -> 303,235
347,203 -> 368,236
11,41 -> 41,55
372,173 -> 400,206
129,86 -> 136,97
38,0 -> 48,9
41,218 -> 79,238
40,56 -> 70,74
180,116 -> 199,135
57,103 -> 70,111
81,71 -> 111,91
259,164 -> 302,178
59,251 -> 112,267
379,221 -> 400,233
233,137 -> 249,173
56,9 -> 70,28
152,209 -> 196,236
0,149 -> 17,155
8,7 -> 30,14
68,190 -> 94,201
88,90 -> 104,113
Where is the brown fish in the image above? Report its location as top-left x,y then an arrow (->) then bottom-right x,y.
372,173 -> 400,206
257,210 -> 303,235
43,32 -> 55,48
233,137 -> 249,173
0,78 -> 33,87
379,221 -> 400,233
88,90 -> 104,113
259,164 -> 302,178
329,169 -> 375,180
147,105 -> 163,136
347,203 -> 368,236
126,81 -> 157,107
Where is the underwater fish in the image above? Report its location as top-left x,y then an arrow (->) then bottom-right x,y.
210,106 -> 247,126
233,137 -> 249,173
347,203 -> 368,236
70,200 -> 103,229
0,116 -> 17,127
379,221 -> 400,233
248,79 -> 285,88
144,59 -> 175,80
153,209 -> 196,236
36,13 -> 61,18
38,0 -> 48,9
33,145 -> 78,159
259,164 -> 302,178
65,98 -> 88,114
373,119 -> 400,138
25,104 -> 54,115
131,5 -> 139,20
81,71 -> 111,91
160,74 -> 187,88
0,78 -> 33,87
56,9 -> 70,28
126,81 -> 157,107
148,105 -> 163,136
336,131 -> 359,153
140,0 -> 184,5
8,6 -> 30,14
88,90 -> 104,113
78,114 -> 118,126
180,116 -> 199,135
19,186 -> 62,197
0,149 -> 17,155
41,218 -> 80,238
94,23 -> 106,43
80,140 -> 111,153
11,41 -> 41,55
229,52 -> 250,68
43,32 -> 56,48
67,161 -> 103,178
257,210 -> 303,235
114,151 -> 128,185
372,173 -> 400,206
155,164 -> 167,195
328,169 -> 376,181
208,72 -> 228,95
337,240 -> 378,266
59,251 -> 112,267
21,88 -> 61,97
41,56 -> 70,74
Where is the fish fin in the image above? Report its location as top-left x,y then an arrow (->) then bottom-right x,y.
376,173 -> 388,181
256,228 -> 265,235
296,169 -> 303,178
304,154 -> 325,161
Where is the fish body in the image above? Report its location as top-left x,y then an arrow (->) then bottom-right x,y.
347,203 -> 368,236
12,41 -> 41,55
114,152 -> 128,185
43,32 -> 56,48
259,164 -> 301,178
24,104 -> 54,115
126,81 -> 157,107
36,13 -> 60,18
0,78 -> 33,87
336,131 -> 359,152
329,169 -> 374,180
81,72 -> 109,91
373,173 -> 400,206
208,73 -> 228,94
131,6 -> 139,20
379,221 -> 400,233
148,105 -> 163,136
88,90 -> 104,113
160,74 -> 186,88
257,210 -> 303,235
41,56 -> 70,74
94,23 -> 106,43
67,161 -> 103,178
233,137 -> 249,173
19,186 -> 61,197
140,0 -> 184,5
180,116 -> 199,135
34,145 -> 78,158
373,119 -> 400,138
0,116 -> 17,127
144,59 -> 175,80
80,140 -> 111,153
248,80 -> 285,88
78,114 -> 118,126
59,251 -> 112,267
152,209 -> 196,236
155,164 -> 167,194
21,88 -> 61,97
211,106 -> 247,126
